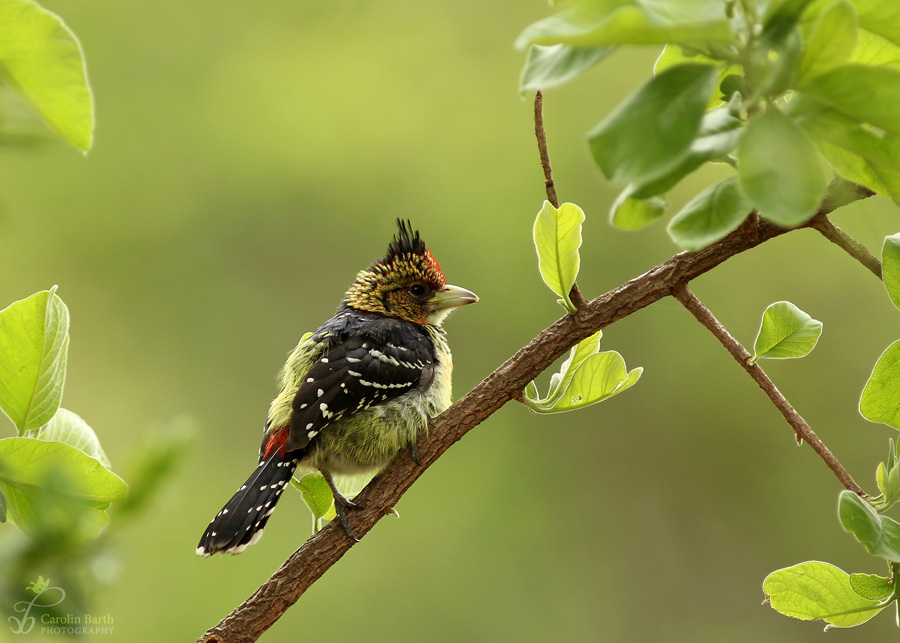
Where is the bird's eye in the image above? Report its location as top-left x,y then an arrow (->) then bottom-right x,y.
409,283 -> 427,297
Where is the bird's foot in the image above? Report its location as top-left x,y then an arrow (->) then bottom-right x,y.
323,471 -> 364,542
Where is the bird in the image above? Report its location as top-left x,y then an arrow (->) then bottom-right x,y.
197,220 -> 477,556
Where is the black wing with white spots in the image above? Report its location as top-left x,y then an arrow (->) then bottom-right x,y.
285,310 -> 436,452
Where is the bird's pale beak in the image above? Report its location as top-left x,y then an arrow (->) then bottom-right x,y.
428,284 -> 479,310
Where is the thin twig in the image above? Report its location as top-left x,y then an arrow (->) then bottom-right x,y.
534,90 -> 558,209
672,282 -> 865,496
533,90 -> 585,309
809,213 -> 882,279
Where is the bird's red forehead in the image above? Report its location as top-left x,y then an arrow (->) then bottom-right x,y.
381,249 -> 445,288
422,249 -> 444,285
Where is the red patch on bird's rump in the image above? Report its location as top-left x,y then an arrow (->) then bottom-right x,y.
263,428 -> 289,459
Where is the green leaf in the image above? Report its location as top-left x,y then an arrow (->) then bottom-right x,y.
609,188 -> 666,230
750,301 -> 823,363
667,177 -> 752,251
0,287 -> 69,434
655,45 -> 740,107
738,107 -> 827,227
762,0 -> 818,48
860,339 -> 900,430
292,473 -> 333,521
763,561 -> 887,627
0,0 -> 93,151
588,63 -> 719,186
882,233 -> 900,311
798,65 -> 900,135
552,351 -> 643,411
0,487 -> 6,523
626,106 -> 744,199
292,471 -> 373,531
25,407 -> 110,468
0,436 -> 127,539
719,74 -> 745,100
877,460 -> 898,501
523,331 -> 642,413
755,28 -> 804,98
839,489 -> 881,547
818,140 -> 893,201
851,28 -> 900,68
0,438 -> 127,504
548,330 -> 605,405
792,98 -> 900,204
533,201 -> 584,313
853,0 -> 900,49
849,573 -> 894,601
797,0 -> 858,79
874,439 -> 900,511
515,0 -> 734,50
839,490 -> 900,562
519,44 -> 614,92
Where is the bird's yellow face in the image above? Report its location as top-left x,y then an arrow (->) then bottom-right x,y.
344,223 -> 477,325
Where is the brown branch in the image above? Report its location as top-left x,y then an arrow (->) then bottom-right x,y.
671,282 -> 865,496
198,204 -> 875,642
809,212 -> 882,279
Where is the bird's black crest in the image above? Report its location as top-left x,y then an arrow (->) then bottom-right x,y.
384,219 -> 426,261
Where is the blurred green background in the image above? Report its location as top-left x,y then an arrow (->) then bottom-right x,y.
2,0 -> 899,641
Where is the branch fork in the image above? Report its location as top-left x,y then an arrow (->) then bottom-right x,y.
199,92 -> 878,643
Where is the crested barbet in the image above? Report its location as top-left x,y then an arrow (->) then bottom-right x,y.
197,220 -> 477,555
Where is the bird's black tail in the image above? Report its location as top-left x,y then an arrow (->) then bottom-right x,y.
196,446 -> 299,556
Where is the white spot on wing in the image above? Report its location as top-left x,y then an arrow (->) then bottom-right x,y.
370,348 -> 400,366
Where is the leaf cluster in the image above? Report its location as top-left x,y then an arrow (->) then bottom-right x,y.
0,288 -> 127,539
526,201 -> 643,413
0,287 -> 193,621
516,0 -> 900,635
518,0 -> 900,249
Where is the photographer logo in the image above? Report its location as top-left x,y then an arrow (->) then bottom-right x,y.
8,576 -> 113,636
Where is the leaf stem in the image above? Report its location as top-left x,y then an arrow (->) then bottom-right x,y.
672,282 -> 865,496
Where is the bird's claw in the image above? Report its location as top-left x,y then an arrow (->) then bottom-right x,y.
333,496 -> 362,542
323,471 -> 364,542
